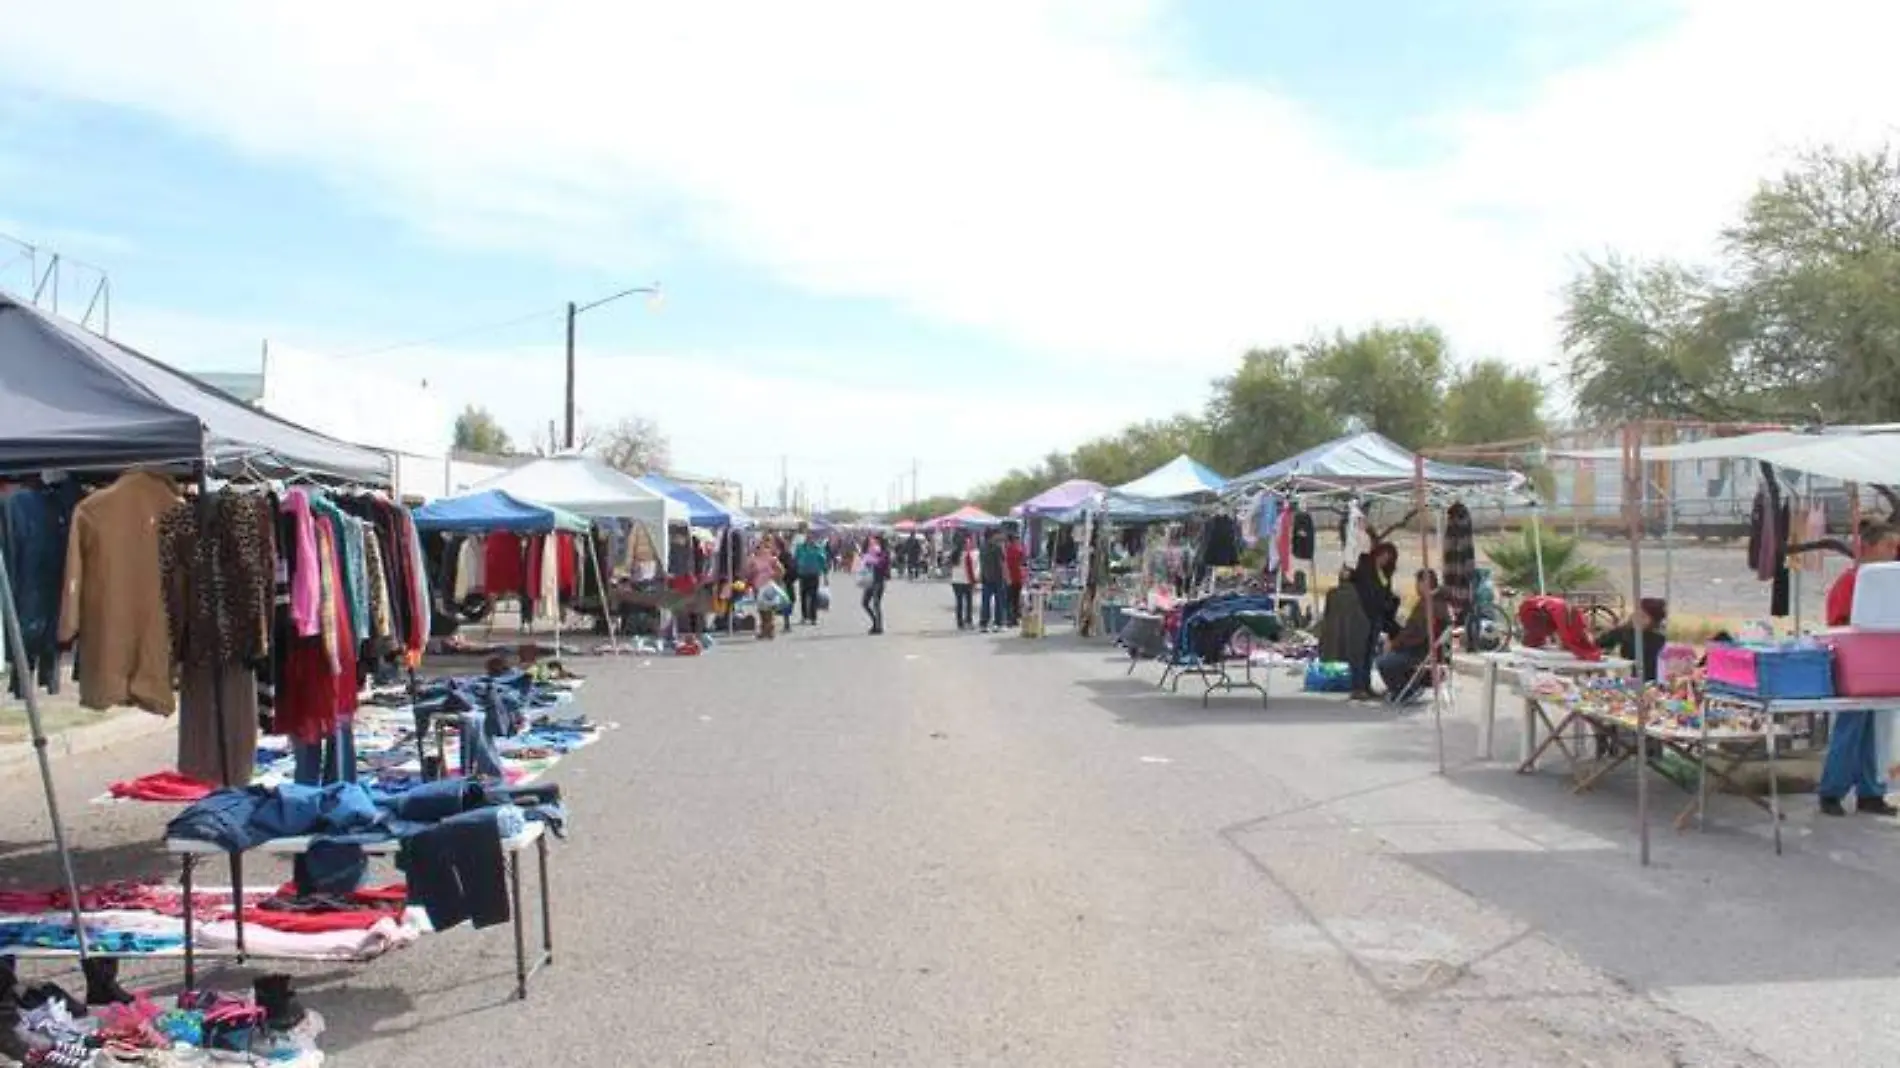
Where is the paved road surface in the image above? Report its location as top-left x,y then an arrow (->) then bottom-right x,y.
7,581 -> 1899,1065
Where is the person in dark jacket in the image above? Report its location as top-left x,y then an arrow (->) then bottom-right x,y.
1346,543 -> 1400,700
979,530 -> 1008,632
1596,597 -> 1668,683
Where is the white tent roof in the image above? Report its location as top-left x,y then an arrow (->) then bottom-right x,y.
471,454 -> 686,520
1113,454 -> 1227,500
1550,429 -> 1900,484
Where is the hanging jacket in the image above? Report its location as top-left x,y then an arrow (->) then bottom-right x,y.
1441,502 -> 1476,609
1317,585 -> 1371,663
1200,515 -> 1242,568
1290,511 -> 1315,561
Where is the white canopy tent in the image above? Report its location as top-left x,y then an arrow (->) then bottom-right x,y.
470,454 -> 686,568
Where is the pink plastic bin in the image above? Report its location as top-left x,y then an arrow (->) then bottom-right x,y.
1819,631 -> 1900,698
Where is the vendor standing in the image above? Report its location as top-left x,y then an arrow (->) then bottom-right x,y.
1348,542 -> 1401,701
1818,523 -> 1899,817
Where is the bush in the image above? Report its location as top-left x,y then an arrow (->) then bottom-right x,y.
1483,527 -> 1607,592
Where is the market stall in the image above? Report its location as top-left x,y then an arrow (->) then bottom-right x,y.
468,453 -> 686,574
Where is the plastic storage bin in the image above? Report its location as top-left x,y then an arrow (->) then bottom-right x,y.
1704,643 -> 1836,699
1851,562 -> 1900,630
1818,630 -> 1900,697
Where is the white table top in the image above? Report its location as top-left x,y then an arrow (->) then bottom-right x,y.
166,819 -> 545,857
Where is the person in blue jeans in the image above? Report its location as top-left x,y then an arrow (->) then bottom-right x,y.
978,530 -> 1008,633
1819,525 -> 1898,816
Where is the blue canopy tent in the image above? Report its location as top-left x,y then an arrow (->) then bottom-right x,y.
636,473 -> 750,528
1113,455 -> 1227,500
412,488 -> 591,534
410,488 -> 617,650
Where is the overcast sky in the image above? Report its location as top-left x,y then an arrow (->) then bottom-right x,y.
2,1 -> 1895,509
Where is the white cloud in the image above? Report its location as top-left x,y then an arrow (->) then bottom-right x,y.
4,0 -> 1898,497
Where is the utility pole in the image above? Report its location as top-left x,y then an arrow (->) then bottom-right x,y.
562,301 -> 577,449
911,459 -> 918,506
779,455 -> 789,513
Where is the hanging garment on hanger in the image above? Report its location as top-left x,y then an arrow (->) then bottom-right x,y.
455,535 -> 483,599
1274,505 -> 1293,573
1199,515 -> 1242,568
1257,495 -> 1281,569
59,472 -> 183,714
484,533 -> 526,597
0,480 -> 80,698
1441,501 -> 1476,610
1290,508 -> 1315,562
1345,500 -> 1368,557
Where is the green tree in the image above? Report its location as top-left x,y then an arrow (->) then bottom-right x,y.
893,495 -> 966,522
1443,359 -> 1547,446
1070,416 -> 1206,487
1202,346 -> 1338,476
1305,325 -> 1448,448
452,405 -> 513,455
1561,256 -> 1745,422
1720,145 -> 1900,421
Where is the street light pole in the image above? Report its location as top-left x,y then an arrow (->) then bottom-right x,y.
562,283 -> 662,451
563,300 -> 578,449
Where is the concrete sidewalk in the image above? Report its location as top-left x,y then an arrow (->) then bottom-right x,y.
0,693 -> 172,770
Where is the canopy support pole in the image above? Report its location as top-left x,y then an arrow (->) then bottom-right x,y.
1415,454 -> 1445,777
1531,507 -> 1547,596
1624,425 -> 1651,867
1,548 -> 90,961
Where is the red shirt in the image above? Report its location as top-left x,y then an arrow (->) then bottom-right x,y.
1005,542 -> 1027,584
1825,566 -> 1859,627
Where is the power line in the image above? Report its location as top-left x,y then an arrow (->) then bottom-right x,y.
332,304 -> 567,359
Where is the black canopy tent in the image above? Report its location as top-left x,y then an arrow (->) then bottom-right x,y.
0,291 -> 393,961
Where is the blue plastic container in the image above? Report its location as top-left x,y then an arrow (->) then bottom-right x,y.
1704,644 -> 1836,700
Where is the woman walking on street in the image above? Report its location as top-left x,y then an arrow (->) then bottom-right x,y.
745,539 -> 785,640
862,534 -> 892,635
950,532 -> 978,630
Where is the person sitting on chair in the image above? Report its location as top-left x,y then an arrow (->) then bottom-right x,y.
1377,568 -> 1454,705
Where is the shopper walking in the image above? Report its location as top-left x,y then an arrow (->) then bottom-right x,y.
979,529 -> 1008,632
950,532 -> 978,630
794,534 -> 828,626
745,539 -> 785,641
776,535 -> 798,622
861,534 -> 891,635
1004,528 -> 1028,627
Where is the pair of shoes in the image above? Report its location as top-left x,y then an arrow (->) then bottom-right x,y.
1820,797 -> 1847,816
1858,796 -> 1899,816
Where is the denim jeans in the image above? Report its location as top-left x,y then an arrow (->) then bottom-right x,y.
1376,649 -> 1426,702
799,574 -> 822,622
952,583 -> 974,628
1007,583 -> 1023,626
862,579 -> 886,631
1819,709 -> 1887,802
980,582 -> 1005,628
292,726 -> 359,786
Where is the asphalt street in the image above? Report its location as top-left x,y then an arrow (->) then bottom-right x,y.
7,580 -> 1900,1065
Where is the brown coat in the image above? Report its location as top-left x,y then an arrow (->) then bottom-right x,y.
58,471 -> 181,714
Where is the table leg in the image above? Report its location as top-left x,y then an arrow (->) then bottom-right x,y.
1479,660 -> 1498,761
537,834 -> 554,966
1768,721 -> 1783,856
510,850 -> 528,999
1520,693 -> 1537,767
181,855 -> 197,992
1698,715 -> 1709,831
230,852 -> 246,960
